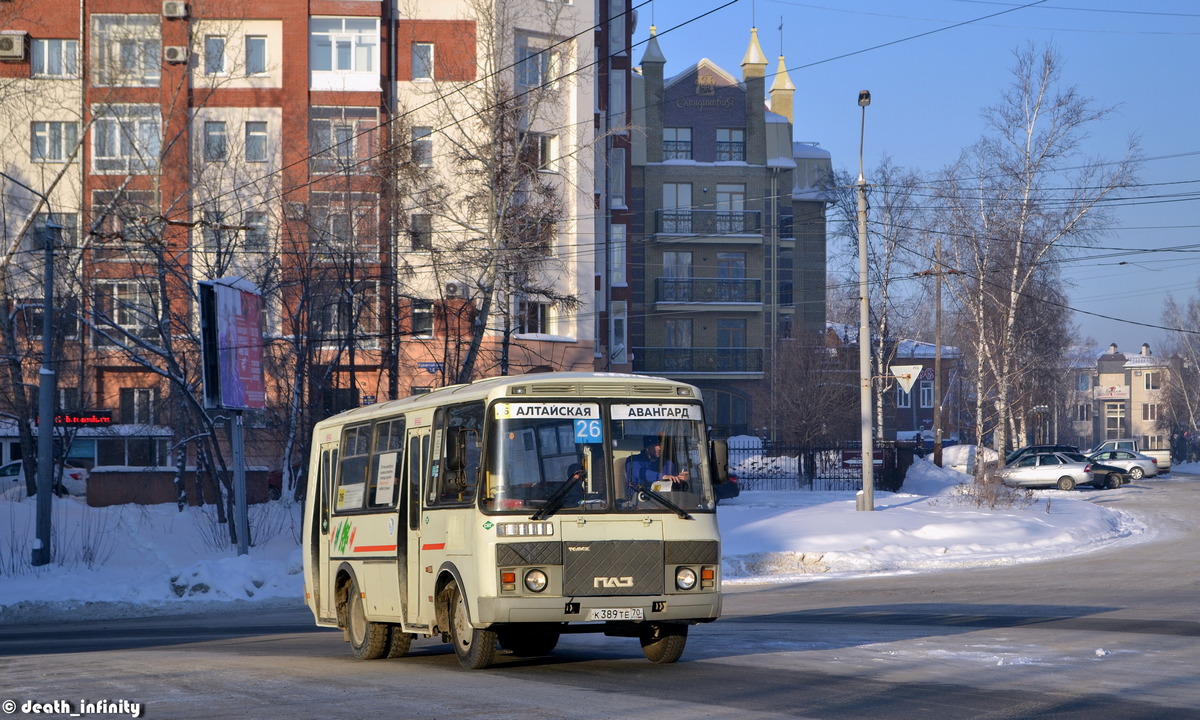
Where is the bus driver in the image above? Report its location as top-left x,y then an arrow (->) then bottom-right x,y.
625,435 -> 688,495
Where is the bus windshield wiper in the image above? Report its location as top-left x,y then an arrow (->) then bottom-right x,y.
638,487 -> 693,520
530,469 -> 586,521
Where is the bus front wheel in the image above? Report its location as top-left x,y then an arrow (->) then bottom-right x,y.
640,623 -> 688,663
346,576 -> 388,660
445,580 -> 497,669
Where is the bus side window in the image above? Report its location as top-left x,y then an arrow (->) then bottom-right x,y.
335,424 -> 371,512
367,419 -> 404,509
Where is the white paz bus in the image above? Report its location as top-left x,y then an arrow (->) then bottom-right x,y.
302,372 -> 730,668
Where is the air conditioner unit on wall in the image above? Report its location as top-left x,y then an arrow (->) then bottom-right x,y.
164,46 -> 189,64
0,32 -> 27,62
444,281 -> 468,299
162,1 -> 188,18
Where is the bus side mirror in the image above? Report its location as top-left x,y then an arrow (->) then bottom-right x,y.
445,427 -> 468,491
709,439 -> 730,485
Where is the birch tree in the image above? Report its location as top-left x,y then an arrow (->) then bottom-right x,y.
935,43 -> 1138,454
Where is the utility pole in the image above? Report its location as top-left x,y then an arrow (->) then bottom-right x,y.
933,235 -> 944,467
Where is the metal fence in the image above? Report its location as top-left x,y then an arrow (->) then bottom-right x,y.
726,441 -> 915,493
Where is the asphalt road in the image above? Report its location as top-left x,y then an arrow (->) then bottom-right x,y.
2,473 -> 1197,719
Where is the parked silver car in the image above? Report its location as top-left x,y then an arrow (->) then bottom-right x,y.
1088,449 -> 1159,480
1000,452 -> 1114,491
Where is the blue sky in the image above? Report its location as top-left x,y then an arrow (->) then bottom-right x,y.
641,0 -> 1200,356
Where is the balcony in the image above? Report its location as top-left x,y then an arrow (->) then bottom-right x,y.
654,209 -> 761,241
634,347 -> 763,377
655,278 -> 762,307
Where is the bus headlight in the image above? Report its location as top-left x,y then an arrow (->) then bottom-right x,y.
524,569 -> 548,593
675,567 -> 697,591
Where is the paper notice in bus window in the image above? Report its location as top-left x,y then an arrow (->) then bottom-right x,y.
494,402 -> 600,420
336,483 -> 364,511
610,404 -> 700,421
374,452 -> 398,504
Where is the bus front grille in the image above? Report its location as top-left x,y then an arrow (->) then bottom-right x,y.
562,540 -> 664,596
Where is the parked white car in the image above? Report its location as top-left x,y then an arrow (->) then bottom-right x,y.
0,460 -> 89,496
1088,449 -> 1159,480
1000,452 -> 1101,491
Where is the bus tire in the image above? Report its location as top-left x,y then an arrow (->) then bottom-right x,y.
346,577 -> 388,660
385,626 -> 414,658
640,623 -> 687,664
446,580 -> 497,669
500,629 -> 560,657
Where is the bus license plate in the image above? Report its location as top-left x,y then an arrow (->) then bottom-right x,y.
587,608 -> 644,621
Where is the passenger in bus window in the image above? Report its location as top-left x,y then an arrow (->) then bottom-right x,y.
625,435 -> 688,494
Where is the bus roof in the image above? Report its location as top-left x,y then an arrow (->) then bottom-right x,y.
312,372 -> 702,433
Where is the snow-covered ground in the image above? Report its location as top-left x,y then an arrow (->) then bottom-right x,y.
2,458 -> 1195,623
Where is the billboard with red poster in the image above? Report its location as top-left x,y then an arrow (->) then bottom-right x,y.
200,279 -> 266,410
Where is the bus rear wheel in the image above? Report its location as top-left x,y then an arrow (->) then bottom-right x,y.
640,623 -> 688,664
346,577 -> 388,660
385,626 -> 414,658
446,580 -> 497,669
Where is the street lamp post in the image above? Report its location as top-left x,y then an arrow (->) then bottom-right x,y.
0,171 -> 61,565
856,90 -> 874,511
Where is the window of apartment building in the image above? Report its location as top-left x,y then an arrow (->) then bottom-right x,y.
896,386 -> 911,409
203,121 -> 227,161
1076,372 -> 1091,392
32,39 -> 78,77
608,147 -> 626,207
516,45 -> 553,88
1077,403 -> 1091,422
119,387 -> 157,424
91,190 -> 157,260
1144,371 -> 1160,390
609,301 -> 627,364
31,121 -> 78,163
516,296 -> 552,335
919,380 -> 934,408
310,192 -> 379,255
664,318 -> 692,348
1104,402 -> 1125,440
244,211 -> 269,252
412,126 -> 433,166
314,282 -> 379,346
716,184 -> 746,234
245,35 -> 268,75
410,213 -> 432,250
201,209 -> 226,251
411,300 -> 433,337
663,127 -> 692,160
92,104 -> 161,173
716,318 -> 745,350
662,181 -> 691,230
716,128 -> 745,161
92,14 -> 161,87
94,281 -> 157,344
245,121 -> 268,162
309,17 -> 378,89
519,132 -> 554,171
412,42 -> 434,81
609,224 -> 627,285
204,35 -> 226,75
310,107 -> 376,172
1143,403 -> 1158,422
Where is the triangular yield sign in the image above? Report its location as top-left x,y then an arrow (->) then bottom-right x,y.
890,365 -> 923,394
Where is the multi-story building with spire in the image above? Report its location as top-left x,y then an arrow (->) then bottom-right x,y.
629,27 -> 833,437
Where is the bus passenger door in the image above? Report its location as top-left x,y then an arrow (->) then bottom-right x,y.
315,443 -> 338,622
404,427 -> 431,627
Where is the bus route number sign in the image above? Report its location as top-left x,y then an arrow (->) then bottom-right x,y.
574,418 -> 603,444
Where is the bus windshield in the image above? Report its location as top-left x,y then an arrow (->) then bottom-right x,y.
482,400 -> 713,514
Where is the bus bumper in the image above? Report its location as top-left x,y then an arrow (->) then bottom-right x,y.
476,592 -> 721,625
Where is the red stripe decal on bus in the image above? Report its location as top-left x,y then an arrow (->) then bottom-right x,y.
354,545 -> 397,553
422,543 -> 446,551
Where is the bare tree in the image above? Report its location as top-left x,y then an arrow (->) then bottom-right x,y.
934,43 -> 1138,454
